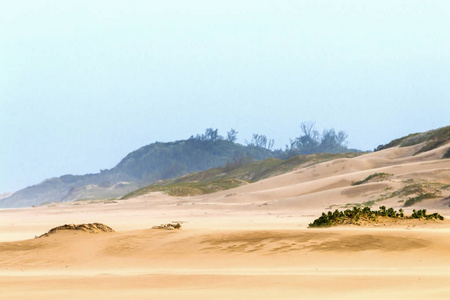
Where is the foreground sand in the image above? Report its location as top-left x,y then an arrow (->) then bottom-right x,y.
1,145 -> 450,299
1,215 -> 450,300
1,217 -> 450,300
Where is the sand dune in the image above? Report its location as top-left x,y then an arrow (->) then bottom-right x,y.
1,144 -> 450,299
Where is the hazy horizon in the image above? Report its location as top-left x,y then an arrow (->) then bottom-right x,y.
1,0 -> 450,193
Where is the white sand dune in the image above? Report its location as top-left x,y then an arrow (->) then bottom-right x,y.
1,144 -> 449,299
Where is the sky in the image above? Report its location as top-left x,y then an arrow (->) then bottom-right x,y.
1,0 -> 449,193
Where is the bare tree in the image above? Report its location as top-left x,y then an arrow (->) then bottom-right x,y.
336,131 -> 348,146
248,134 -> 275,150
295,122 -> 320,154
300,121 -> 320,141
227,129 -> 238,143
251,134 -> 267,148
267,139 -> 275,150
198,128 -> 222,141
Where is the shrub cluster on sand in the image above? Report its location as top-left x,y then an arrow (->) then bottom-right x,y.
152,222 -> 183,230
308,206 -> 444,228
411,209 -> 444,220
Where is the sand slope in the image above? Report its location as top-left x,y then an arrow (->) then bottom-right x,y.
1,144 -> 450,299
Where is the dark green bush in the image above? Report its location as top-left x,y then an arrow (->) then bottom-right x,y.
309,206 -> 444,228
411,209 -> 444,220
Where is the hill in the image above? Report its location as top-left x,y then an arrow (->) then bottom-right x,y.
4,125 -> 448,208
122,125 -> 450,200
374,125 -> 450,155
122,152 -> 362,199
0,138 -> 275,208
1,123 -> 363,208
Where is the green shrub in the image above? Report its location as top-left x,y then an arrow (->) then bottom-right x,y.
411,209 -> 444,220
309,206 -> 443,228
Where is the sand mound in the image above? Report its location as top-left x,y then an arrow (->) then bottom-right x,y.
37,223 -> 114,238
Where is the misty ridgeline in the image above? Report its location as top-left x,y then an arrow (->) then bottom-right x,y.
0,122 -> 357,207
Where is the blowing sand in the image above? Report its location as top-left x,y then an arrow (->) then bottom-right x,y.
1,145 -> 450,299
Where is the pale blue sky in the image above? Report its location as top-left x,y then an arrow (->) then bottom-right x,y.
1,0 -> 449,193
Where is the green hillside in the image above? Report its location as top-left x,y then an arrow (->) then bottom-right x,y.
375,125 -> 450,155
109,138 -> 274,182
1,125 -> 361,208
122,152 -> 362,199
0,139 -> 275,207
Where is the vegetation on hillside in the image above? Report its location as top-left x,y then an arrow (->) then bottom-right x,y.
283,122 -> 359,157
309,206 -> 444,228
403,193 -> 439,207
444,148 -> 450,159
351,173 -> 392,186
111,138 -> 273,182
122,178 -> 247,198
110,123 -> 358,183
329,179 -> 449,211
0,123 -> 361,207
3,124 -> 449,209
374,125 -> 450,155
393,180 -> 448,207
122,152 -> 363,199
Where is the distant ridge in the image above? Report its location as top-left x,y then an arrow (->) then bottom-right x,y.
0,138 -> 274,208
2,123 -> 365,208
121,152 -> 363,199
2,125 -> 449,208
9,125 -> 450,208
